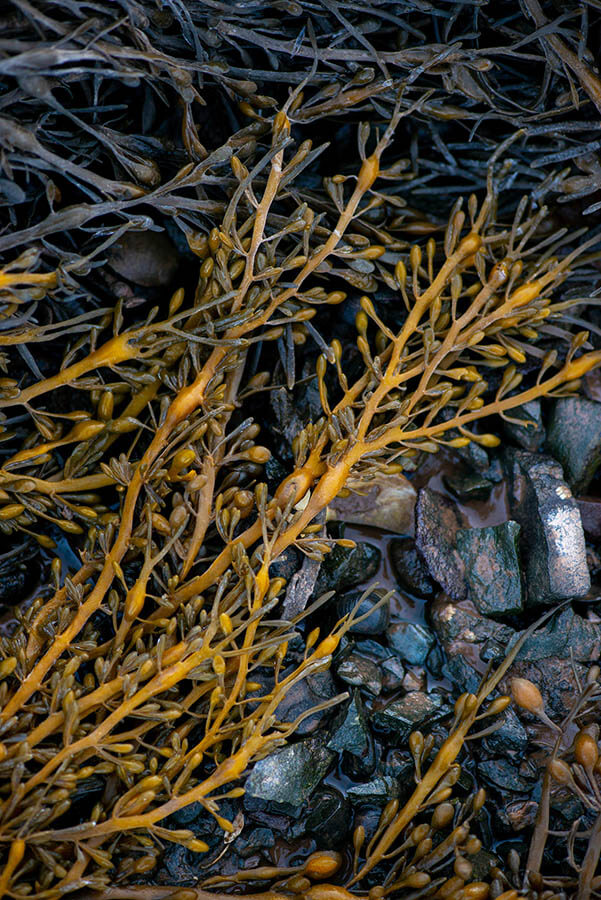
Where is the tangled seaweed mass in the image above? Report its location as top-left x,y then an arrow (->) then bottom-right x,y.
2,1 -> 601,898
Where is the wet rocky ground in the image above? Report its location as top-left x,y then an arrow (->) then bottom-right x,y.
151,385 -> 601,887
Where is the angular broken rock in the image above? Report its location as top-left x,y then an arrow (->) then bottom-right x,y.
415,488 -> 466,599
546,396 -> 601,494
456,521 -> 523,618
327,473 -> 416,534
245,736 -> 334,815
503,449 -> 589,607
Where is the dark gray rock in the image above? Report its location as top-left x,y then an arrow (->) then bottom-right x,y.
389,537 -> 436,599
503,400 -> 545,452
336,653 -> 382,696
387,621 -> 435,665
328,691 -> 375,776
372,692 -> 449,741
381,656 -> 406,692
337,589 -> 389,635
301,787 -> 352,846
431,596 -> 513,693
347,776 -> 400,805
478,758 -> 534,793
236,827 -> 275,859
314,542 -> 380,596
546,396 -> 601,493
275,670 -> 337,736
506,606 -> 601,663
415,488 -> 466,599
245,736 -> 335,815
503,449 -> 590,606
456,521 -> 523,618
483,705 -> 529,756
444,472 -> 493,501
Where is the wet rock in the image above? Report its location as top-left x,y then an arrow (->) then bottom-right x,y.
383,749 -> 414,781
402,668 -> 427,692
546,396 -> 601,493
506,606 -> 601,663
381,656 -> 406,692
456,521 -> 523,618
270,546 -> 303,582
347,776 -> 399,805
444,472 -> 493,502
107,230 -> 179,287
431,595 -> 513,693
328,691 -> 376,776
503,399 -> 545,451
236,827 -> 275,859
337,589 -> 389,635
503,799 -> 538,831
372,692 -> 449,741
336,653 -> 382,696
327,474 -> 416,534
301,787 -> 352,846
387,621 -> 435,665
577,497 -> 601,538
275,670 -> 337,736
245,736 -> 335,815
503,449 -> 590,606
415,488 -> 466,599
314,541 -> 380,596
483,705 -> 529,756
478,758 -> 534,793
389,537 -> 436,599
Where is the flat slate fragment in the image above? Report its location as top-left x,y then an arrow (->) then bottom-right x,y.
245,736 -> 334,815
456,521 -> 523,618
372,691 -> 448,741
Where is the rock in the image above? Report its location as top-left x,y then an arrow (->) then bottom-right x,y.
402,668 -> 427,692
336,653 -> 382,696
327,474 -> 416,534
415,488 -> 466,599
328,691 -> 376,776
546,396 -> 601,493
270,547 -> 303,583
107,230 -> 179,287
431,595 -> 513,693
577,497 -> 601,538
372,692 -> 449,741
483,705 -> 529,756
387,621 -> 435,665
337,589 -> 390,635
389,537 -> 436,599
236,827 -> 275,859
444,472 -> 493,501
503,449 -> 590,606
245,736 -> 335,815
383,749 -> 414,781
301,787 -> 352,846
347,776 -> 400,805
275,670 -> 337,736
381,656 -> 406,692
456,521 -> 523,618
314,541 -> 380,596
282,554 -> 321,620
506,606 -> 601,663
503,400 -> 545,451
478,758 -> 534,793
